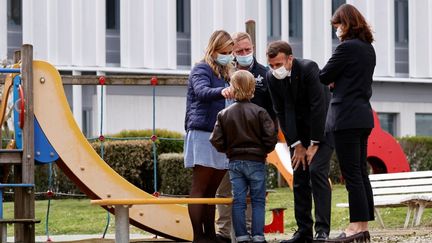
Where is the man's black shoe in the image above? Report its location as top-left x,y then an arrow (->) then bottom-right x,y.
280,231 -> 313,243
313,232 -> 329,242
216,234 -> 232,243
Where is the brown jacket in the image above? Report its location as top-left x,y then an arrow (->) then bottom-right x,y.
210,101 -> 277,162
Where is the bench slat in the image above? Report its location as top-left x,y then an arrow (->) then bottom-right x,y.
373,185 -> 432,196
0,219 -> 40,224
337,194 -> 432,208
372,178 -> 432,188
91,197 -> 233,206
369,171 -> 432,181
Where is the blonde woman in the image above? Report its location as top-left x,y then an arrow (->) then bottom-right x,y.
184,30 -> 234,243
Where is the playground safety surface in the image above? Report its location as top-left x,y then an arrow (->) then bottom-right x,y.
9,228 -> 429,243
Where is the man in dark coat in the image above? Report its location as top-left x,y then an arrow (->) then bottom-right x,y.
266,40 -> 333,243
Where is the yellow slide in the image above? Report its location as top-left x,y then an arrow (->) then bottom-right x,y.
31,60 -> 294,241
33,61 -> 192,241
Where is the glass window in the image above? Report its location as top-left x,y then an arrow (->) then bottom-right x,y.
7,0 -> 22,60
106,0 -> 119,30
106,0 -> 120,64
7,0 -> 21,26
378,113 -> 398,136
177,0 -> 191,67
331,0 -> 345,52
416,114 -> 432,136
395,0 -> 409,74
288,0 -> 302,57
267,0 -> 281,42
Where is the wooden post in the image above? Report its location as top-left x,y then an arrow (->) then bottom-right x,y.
245,20 -> 256,55
14,45 -> 35,243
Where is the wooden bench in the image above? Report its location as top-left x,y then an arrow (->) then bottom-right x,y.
336,171 -> 432,228
91,198 -> 233,243
91,197 -> 286,242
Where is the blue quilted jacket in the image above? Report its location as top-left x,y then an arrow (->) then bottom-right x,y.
185,62 -> 227,132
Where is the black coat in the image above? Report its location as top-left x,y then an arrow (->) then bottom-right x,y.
267,58 -> 330,147
246,58 -> 276,120
319,38 -> 376,131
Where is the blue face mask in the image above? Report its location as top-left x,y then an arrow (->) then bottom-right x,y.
236,52 -> 254,67
215,53 -> 234,66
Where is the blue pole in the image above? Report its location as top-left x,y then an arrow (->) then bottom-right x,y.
152,85 -> 157,193
0,68 -> 20,73
0,189 -> 3,219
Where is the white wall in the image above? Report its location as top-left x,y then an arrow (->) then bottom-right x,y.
120,0 -> 176,69
190,0 -> 267,65
22,0 -> 105,66
303,0 -> 332,68
409,0 -> 432,78
0,0 -> 6,61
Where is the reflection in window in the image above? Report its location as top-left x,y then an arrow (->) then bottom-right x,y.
329,0 -> 346,39
106,0 -> 119,30
378,113 -> 398,136
395,0 -> 409,74
416,114 -> 432,136
7,0 -> 22,59
288,0 -> 302,57
106,0 -> 120,64
7,0 -> 21,26
177,0 -> 191,67
267,0 -> 281,41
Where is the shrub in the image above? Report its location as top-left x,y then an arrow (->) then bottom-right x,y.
158,153 -> 191,195
398,136 -> 432,171
92,140 -> 154,192
110,129 -> 184,155
158,152 -> 280,194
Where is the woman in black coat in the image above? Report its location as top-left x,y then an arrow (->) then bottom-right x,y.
319,4 -> 375,242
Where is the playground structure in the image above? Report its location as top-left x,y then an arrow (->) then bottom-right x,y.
0,44 -> 412,242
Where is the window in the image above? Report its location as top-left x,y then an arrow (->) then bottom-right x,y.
395,0 -> 409,74
378,113 -> 398,136
7,0 -> 21,26
7,0 -> 22,59
288,0 -> 302,57
106,0 -> 120,64
331,0 -> 345,51
82,110 -> 92,138
416,114 -> 432,136
267,0 -> 281,42
176,0 -> 191,67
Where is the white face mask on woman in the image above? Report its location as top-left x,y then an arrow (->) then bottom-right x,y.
335,26 -> 343,41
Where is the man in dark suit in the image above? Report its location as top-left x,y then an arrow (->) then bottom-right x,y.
266,41 -> 333,243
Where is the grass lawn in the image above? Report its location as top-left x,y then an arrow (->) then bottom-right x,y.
2,185 -> 432,236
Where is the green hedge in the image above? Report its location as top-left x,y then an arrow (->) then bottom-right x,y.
159,153 -> 191,195
158,153 -> 280,195
29,134 -> 432,196
398,136 -> 432,171
92,140 -> 153,191
110,129 -> 184,155
328,136 -> 432,183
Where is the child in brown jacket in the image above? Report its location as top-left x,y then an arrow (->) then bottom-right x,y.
210,70 -> 277,243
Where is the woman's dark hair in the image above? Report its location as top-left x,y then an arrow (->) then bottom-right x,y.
266,40 -> 293,58
331,4 -> 374,43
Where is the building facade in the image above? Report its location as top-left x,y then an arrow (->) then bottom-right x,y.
1,0 -> 431,137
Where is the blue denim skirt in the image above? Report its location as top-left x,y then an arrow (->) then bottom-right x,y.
184,130 -> 228,170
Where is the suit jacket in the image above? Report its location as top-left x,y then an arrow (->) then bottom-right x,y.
267,58 -> 331,147
319,38 -> 376,131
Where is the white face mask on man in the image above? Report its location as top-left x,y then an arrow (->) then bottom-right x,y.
272,66 -> 291,80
